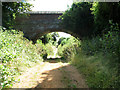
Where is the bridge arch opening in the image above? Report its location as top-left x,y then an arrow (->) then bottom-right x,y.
14,11 -> 82,44
35,31 -> 81,61
30,29 -> 81,44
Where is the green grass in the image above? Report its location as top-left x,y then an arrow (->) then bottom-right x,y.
71,52 -> 119,88
70,28 -> 119,88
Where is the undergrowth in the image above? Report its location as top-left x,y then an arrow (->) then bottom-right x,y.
0,27 -> 52,89
58,22 -> 120,88
57,36 -> 80,61
71,52 -> 119,88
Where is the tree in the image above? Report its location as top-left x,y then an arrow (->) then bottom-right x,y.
2,2 -> 32,29
40,32 -> 59,45
58,37 -> 66,46
59,2 -> 94,38
91,2 -> 120,35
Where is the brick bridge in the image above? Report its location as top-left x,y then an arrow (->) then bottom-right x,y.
15,11 -> 75,42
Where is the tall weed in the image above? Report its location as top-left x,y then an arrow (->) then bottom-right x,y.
0,27 -> 47,89
58,21 -> 119,88
71,22 -> 119,88
57,36 -> 80,61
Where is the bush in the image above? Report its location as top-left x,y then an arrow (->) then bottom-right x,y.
91,2 -> 120,35
57,36 -> 80,61
81,36 -> 102,55
0,64 -> 15,88
36,40 -> 54,59
71,22 -> 120,88
36,39 -> 48,59
57,21 -> 119,88
81,21 -> 119,65
0,27 -> 44,89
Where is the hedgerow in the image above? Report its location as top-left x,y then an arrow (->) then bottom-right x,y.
0,27 -> 49,89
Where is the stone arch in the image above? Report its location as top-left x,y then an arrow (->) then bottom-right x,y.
30,29 -> 80,43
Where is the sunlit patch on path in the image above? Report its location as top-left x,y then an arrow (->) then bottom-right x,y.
12,60 -> 88,88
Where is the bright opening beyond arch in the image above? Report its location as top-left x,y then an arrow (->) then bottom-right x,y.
27,0 -> 73,11
54,32 -> 71,42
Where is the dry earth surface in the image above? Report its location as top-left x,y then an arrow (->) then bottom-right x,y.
12,60 -> 88,88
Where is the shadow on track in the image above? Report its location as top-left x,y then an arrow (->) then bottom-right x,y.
44,57 -> 67,63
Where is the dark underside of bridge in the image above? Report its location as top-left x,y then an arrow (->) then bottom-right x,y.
15,11 -> 63,42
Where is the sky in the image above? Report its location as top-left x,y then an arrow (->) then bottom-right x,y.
27,0 -> 73,11
58,32 -> 71,38
55,32 -> 71,42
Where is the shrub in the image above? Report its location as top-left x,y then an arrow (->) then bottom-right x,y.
57,36 -> 80,61
57,21 -> 119,88
0,27 -> 44,89
71,22 -> 120,88
81,21 -> 119,65
36,39 -> 54,59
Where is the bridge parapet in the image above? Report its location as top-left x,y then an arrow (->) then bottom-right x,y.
25,11 -> 64,14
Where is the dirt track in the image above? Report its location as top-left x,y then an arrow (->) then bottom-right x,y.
12,60 -> 88,88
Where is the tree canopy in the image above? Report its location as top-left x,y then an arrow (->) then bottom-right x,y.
59,2 -> 94,38
60,2 -> 120,37
91,2 -> 120,35
2,2 -> 32,29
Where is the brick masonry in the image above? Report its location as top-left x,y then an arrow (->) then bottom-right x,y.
15,12 -> 66,42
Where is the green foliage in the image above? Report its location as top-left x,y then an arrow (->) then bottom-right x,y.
91,2 -> 120,34
102,21 -> 119,57
58,37 -> 69,46
81,21 -> 119,65
1,1 -> 120,89
81,36 -> 102,55
57,1 -> 120,88
39,32 -> 59,46
36,39 -> 48,59
57,20 -> 119,88
45,43 -> 54,56
36,40 -> 54,59
72,52 -> 119,88
0,28 -> 56,89
2,2 -> 32,29
57,36 -> 80,61
59,2 -> 94,37
61,2 -> 120,36
71,22 -> 119,88
0,27 -> 46,89
0,64 -> 15,88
